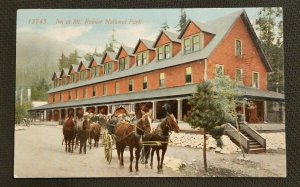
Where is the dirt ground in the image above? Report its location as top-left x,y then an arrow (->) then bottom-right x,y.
14,125 -> 286,177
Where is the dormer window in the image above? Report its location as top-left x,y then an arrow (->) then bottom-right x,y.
70,74 -> 75,83
91,67 -> 97,78
183,34 -> 202,54
142,52 -> 148,64
165,45 -> 170,59
184,38 -> 191,53
158,47 -> 164,60
63,77 -> 68,85
119,57 -> 129,71
104,62 -> 114,74
192,35 -> 200,51
80,70 -> 86,81
136,54 -> 142,66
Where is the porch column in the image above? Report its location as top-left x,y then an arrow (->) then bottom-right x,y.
242,100 -> 246,123
73,108 -> 77,118
177,98 -> 182,122
43,110 -> 46,121
152,101 -> 157,120
51,109 -> 54,121
281,102 -> 285,123
264,100 -> 268,123
83,106 -> 87,113
106,104 -> 111,114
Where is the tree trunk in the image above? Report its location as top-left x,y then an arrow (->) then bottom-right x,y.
203,128 -> 207,172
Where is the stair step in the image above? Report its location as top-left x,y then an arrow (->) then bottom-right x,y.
249,144 -> 262,148
249,142 -> 259,145
248,147 -> 266,154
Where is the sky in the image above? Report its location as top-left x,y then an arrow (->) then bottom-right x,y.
17,8 -> 262,53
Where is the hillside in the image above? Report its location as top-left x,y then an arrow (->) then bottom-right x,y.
16,32 -> 82,89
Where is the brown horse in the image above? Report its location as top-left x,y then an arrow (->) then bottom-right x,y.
144,113 -> 180,172
77,113 -> 91,154
62,110 -> 76,153
114,112 -> 152,172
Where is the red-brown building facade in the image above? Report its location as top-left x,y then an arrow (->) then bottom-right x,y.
30,10 -> 284,124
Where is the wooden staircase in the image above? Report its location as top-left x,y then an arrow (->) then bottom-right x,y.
225,122 -> 266,154
239,129 -> 266,153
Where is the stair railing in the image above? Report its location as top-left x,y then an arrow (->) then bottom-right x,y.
239,122 -> 266,148
225,123 -> 250,151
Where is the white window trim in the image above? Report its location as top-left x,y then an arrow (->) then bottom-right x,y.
252,71 -> 260,89
182,32 -> 204,54
129,80 -> 134,92
235,39 -> 243,57
215,64 -> 224,77
235,68 -> 243,83
185,66 -> 192,84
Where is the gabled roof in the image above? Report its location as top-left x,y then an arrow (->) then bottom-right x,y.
116,45 -> 134,59
47,9 -> 272,94
178,19 -> 216,39
101,51 -> 117,63
133,39 -> 155,54
88,55 -> 103,68
59,68 -> 69,78
52,71 -> 61,80
153,30 -> 181,47
78,61 -> 90,71
68,64 -> 79,74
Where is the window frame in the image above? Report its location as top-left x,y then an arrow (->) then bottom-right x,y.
142,52 -> 148,65
92,86 -> 97,97
235,39 -> 242,57
143,76 -> 148,90
215,64 -> 224,77
235,68 -> 243,83
159,73 -> 165,88
136,53 -> 142,66
165,45 -> 170,59
184,38 -> 191,53
185,67 -> 192,84
252,71 -> 260,89
119,58 -> 125,71
158,46 -> 164,60
192,35 -> 200,51
103,84 -> 107,95
68,90 -> 71,100
60,92 -> 62,102
115,82 -> 119,94
129,79 -> 134,92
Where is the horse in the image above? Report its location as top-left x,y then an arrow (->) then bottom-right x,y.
114,111 -> 152,172
144,113 -> 180,173
62,111 -> 76,153
77,112 -> 91,154
89,114 -> 106,148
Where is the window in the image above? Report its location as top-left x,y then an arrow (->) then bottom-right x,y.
252,72 -> 259,88
70,74 -> 75,83
158,47 -> 164,60
115,82 -> 119,94
60,92 -> 62,102
142,52 -> 148,65
215,64 -> 224,77
91,67 -> 97,78
165,45 -> 170,59
108,62 -> 113,74
143,76 -> 148,90
184,38 -> 191,53
136,54 -> 142,66
76,89 -> 78,100
63,77 -> 68,85
104,64 -> 108,74
129,80 -> 134,92
92,86 -> 97,97
80,70 -> 86,80
125,57 -> 129,69
159,73 -> 165,87
192,35 -> 200,51
103,84 -> 107,95
185,67 -> 192,83
119,58 -> 125,71
53,95 -> 55,102
235,40 -> 242,57
68,91 -> 71,100
236,68 -> 243,83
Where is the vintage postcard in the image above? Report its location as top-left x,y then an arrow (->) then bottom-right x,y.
15,8 -> 285,178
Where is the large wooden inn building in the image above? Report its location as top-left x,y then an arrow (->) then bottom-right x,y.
29,10 -> 284,125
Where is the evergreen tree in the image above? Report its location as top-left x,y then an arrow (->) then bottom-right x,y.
68,49 -> 80,66
161,20 -> 170,31
176,8 -> 188,32
188,76 -> 239,171
31,78 -> 51,101
84,52 -> 93,62
255,8 -> 284,92
58,53 -> 68,71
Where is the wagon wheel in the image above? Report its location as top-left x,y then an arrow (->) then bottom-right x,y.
104,134 -> 113,164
